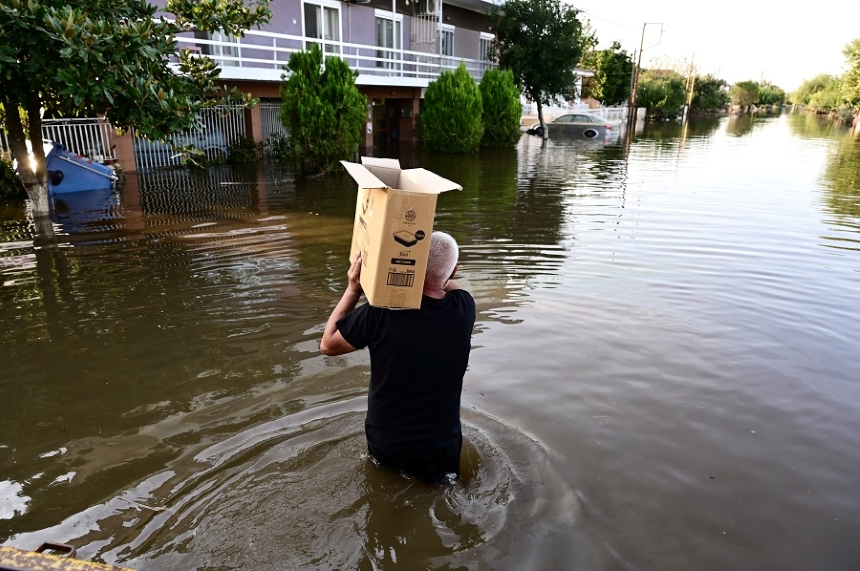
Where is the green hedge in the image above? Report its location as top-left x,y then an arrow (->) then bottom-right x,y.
422,64 -> 483,154
279,44 -> 366,175
480,69 -> 522,148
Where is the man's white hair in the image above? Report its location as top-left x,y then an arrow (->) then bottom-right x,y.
426,231 -> 459,286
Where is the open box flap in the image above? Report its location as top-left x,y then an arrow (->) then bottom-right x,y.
360,157 -> 401,188
360,157 -> 401,169
399,168 -> 463,194
340,160 -> 388,189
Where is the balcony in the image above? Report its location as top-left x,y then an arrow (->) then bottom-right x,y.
175,28 -> 496,88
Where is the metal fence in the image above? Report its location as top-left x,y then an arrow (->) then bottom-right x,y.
2,103 -> 271,172
0,118 -> 115,163
133,103 -> 248,171
259,100 -> 287,142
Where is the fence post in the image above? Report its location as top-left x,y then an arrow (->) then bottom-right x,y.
113,130 -> 138,173
246,105 -> 263,144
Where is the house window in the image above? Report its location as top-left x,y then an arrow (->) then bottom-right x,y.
479,32 -> 494,72
211,31 -> 240,67
304,0 -> 341,54
194,30 -> 240,67
440,24 -> 454,58
375,10 -> 402,72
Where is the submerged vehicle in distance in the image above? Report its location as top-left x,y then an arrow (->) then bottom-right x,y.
528,113 -> 621,140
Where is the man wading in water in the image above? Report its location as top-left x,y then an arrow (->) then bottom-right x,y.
320,232 -> 476,484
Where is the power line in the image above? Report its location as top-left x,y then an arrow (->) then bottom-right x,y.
577,9 -> 634,28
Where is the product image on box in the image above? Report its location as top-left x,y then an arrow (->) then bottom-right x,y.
392,230 -> 426,247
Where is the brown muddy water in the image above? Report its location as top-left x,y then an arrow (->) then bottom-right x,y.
2,112 -> 860,570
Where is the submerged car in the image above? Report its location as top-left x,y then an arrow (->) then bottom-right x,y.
134,126 -> 230,169
528,113 -> 621,140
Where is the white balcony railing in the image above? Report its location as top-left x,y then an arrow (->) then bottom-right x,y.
174,29 -> 496,86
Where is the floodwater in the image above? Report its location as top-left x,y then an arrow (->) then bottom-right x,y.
2,111 -> 860,570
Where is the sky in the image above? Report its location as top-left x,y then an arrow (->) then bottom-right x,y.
569,0 -> 860,92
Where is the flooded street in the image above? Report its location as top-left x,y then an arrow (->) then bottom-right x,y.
2,112 -> 860,570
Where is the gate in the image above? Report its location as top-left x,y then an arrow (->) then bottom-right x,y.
133,103 -> 247,171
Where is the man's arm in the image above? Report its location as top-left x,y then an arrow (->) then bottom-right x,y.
320,253 -> 362,356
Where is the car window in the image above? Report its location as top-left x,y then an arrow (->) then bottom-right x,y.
573,115 -> 592,123
555,115 -> 573,123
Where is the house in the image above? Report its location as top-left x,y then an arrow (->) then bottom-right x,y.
107,0 -> 502,171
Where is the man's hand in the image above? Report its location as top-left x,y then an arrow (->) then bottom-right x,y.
348,252 -> 363,294
320,252 -> 363,356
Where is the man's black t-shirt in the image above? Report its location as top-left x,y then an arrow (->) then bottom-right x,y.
336,290 -> 476,452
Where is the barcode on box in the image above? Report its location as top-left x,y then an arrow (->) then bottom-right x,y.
387,272 -> 415,287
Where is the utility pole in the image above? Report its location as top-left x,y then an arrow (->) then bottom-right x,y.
627,22 -> 663,131
627,24 -> 646,130
683,53 -> 695,123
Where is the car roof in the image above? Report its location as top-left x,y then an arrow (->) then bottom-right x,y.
553,113 -> 605,121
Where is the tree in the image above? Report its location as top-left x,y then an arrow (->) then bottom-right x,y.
791,74 -> 836,105
636,70 -> 686,120
841,38 -> 860,107
729,81 -> 759,109
581,41 -> 634,106
0,0 -> 272,218
421,64 -> 483,154
279,44 -> 366,175
808,78 -> 844,111
489,0 -> 593,139
691,74 -> 730,112
479,69 -> 522,148
756,83 -> 786,107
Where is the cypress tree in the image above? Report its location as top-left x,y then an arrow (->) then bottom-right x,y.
280,44 -> 367,175
480,69 -> 523,148
422,64 -> 483,154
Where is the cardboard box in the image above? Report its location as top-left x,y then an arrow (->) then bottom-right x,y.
340,157 -> 461,309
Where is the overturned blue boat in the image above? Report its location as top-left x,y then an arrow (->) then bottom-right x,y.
46,141 -> 117,194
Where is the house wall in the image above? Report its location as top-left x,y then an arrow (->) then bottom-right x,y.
136,0 -> 494,156
442,4 -> 491,34
269,0 -> 304,35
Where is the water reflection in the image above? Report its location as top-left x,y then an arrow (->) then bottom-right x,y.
822,132 -> 860,246
50,188 -> 120,234
3,114 -> 860,570
8,397 -> 583,570
643,116 -> 722,141
786,109 -> 849,140
726,112 -> 758,137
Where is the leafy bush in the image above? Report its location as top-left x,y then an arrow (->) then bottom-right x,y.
729,81 -> 759,108
263,132 -> 290,162
756,84 -> 786,107
279,44 -> 366,175
228,135 -> 261,164
479,69 -> 522,148
637,72 -> 687,120
808,79 -> 844,112
422,64 -> 483,153
791,74 -> 838,105
0,159 -> 25,200
691,75 -> 730,112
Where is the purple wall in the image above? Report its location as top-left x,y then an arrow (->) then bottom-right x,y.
152,0 -> 485,71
